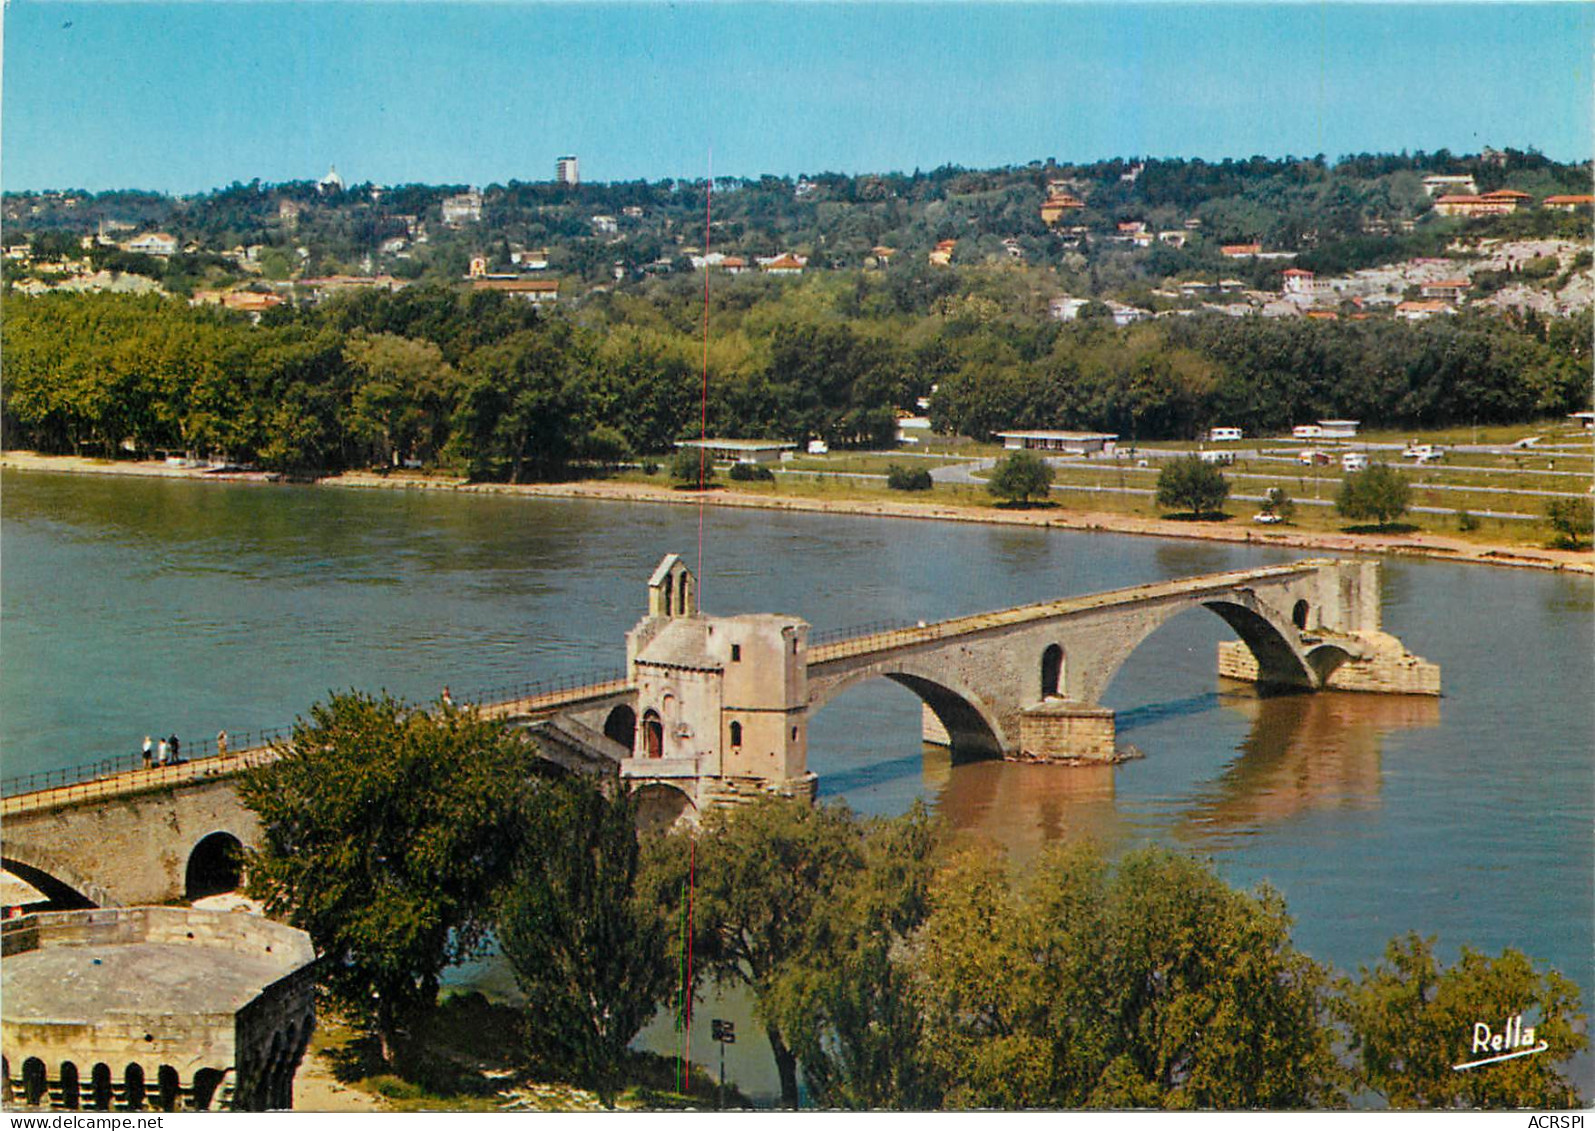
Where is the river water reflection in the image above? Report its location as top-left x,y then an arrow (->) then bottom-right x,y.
3,470 -> 1590,1103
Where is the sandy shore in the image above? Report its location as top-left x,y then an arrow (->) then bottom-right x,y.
5,450 -> 1591,575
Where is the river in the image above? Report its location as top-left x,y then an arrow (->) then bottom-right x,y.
3,469 -> 1591,1102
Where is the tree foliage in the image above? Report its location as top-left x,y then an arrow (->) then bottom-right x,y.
987,450 -> 1055,505
1338,932 -> 1587,1109
1336,462 -> 1412,525
1156,454 -> 1232,517
238,692 -> 535,1065
496,778 -> 673,1105
886,464 -> 934,491
911,842 -> 1346,1109
1545,496 -> 1594,549
639,798 -> 869,1108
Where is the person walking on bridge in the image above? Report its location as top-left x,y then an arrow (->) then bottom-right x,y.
142,735 -> 154,770
168,734 -> 182,764
157,737 -> 169,766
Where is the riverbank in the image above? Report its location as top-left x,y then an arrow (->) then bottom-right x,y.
4,450 -> 1590,574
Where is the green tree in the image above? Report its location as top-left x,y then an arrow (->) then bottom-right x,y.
1339,933 -> 1587,1108
238,692 -> 534,1066
343,332 -> 455,468
886,464 -> 933,491
763,804 -> 942,1109
1545,496 -> 1594,549
1336,462 -> 1411,526
987,449 -> 1055,506
641,798 -> 864,1108
496,779 -> 673,1106
1156,454 -> 1231,517
669,446 -> 717,488
913,842 -> 1345,1109
449,325 -> 590,482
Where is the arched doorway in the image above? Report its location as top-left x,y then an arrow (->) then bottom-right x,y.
22,1058 -> 47,1107
1040,644 -> 1065,699
1292,599 -> 1310,629
641,710 -> 664,759
59,1062 -> 80,1110
185,833 -> 244,901
602,705 -> 636,752
90,1064 -> 113,1111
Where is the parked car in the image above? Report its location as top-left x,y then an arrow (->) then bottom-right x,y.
1341,452 -> 1368,472
1298,449 -> 1332,466
1252,511 -> 1284,524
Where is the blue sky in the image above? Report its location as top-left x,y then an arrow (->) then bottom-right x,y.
2,2 -> 1590,193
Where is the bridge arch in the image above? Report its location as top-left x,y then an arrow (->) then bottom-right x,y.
809,661 -> 1007,760
2,850 -> 111,910
185,831 -> 245,901
1086,591 -> 1320,705
631,781 -> 697,835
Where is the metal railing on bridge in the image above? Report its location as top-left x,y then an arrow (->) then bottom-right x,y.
458,668 -> 629,709
0,669 -> 629,804
1,727 -> 293,800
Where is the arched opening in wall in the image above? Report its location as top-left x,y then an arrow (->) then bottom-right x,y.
662,574 -> 674,616
632,783 -> 696,836
729,720 -> 743,747
603,705 -> 637,752
641,710 -> 664,759
90,1064 -> 113,1111
156,1066 -> 180,1112
1,859 -> 96,910
1292,599 -> 1310,629
1041,644 -> 1065,699
58,1062 -> 80,1109
191,1068 -> 225,1112
124,1064 -> 146,1111
185,832 -> 244,901
22,1058 -> 47,1107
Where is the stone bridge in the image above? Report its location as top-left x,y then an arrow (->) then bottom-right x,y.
1,555 -> 1438,903
610,554 -> 1438,821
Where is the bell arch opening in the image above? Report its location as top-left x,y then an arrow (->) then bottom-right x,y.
185,832 -> 244,901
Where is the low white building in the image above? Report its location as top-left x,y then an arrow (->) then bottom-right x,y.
1318,420 -> 1361,439
996,430 -> 1117,456
675,439 -> 796,465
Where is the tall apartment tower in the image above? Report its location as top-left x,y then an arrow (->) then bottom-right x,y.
556,155 -> 579,186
